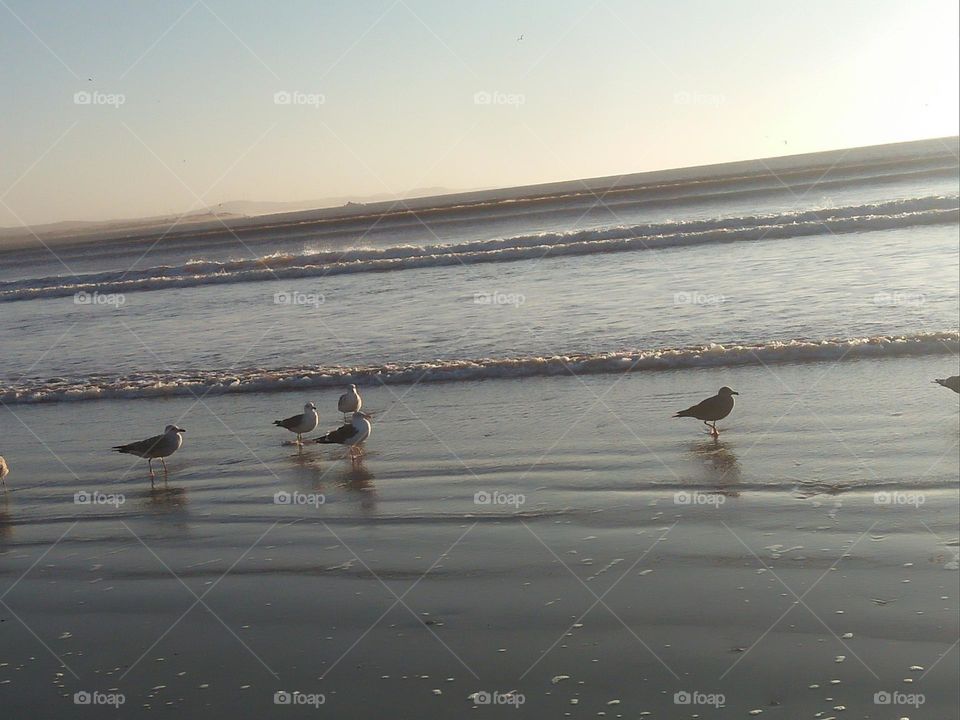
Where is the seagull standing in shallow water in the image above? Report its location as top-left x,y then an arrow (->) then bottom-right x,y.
338,384 -> 362,422
314,412 -> 371,463
273,402 -> 319,444
0,455 -> 8,488
113,425 -> 185,479
674,387 -> 739,437
933,376 -> 960,394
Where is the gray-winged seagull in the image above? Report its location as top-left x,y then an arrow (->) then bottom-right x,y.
314,411 -> 371,462
674,386 -> 739,437
273,402 -> 319,444
113,425 -> 185,478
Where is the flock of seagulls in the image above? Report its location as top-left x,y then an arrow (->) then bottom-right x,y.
0,375 -> 957,487
112,385 -> 374,480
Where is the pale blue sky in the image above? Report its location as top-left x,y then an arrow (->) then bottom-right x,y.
2,0 -> 957,226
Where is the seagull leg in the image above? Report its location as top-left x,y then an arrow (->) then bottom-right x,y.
160,457 -> 168,474
148,458 -> 155,478
710,422 -> 720,438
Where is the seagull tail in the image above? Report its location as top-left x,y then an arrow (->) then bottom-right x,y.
673,409 -> 693,418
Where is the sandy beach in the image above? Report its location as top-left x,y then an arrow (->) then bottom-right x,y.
2,354 -> 957,718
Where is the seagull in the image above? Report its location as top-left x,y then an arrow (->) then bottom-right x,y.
314,412 -> 372,462
0,456 -> 8,488
933,376 -> 960,394
113,425 -> 185,478
273,402 -> 319,444
338,385 -> 362,422
674,387 -> 739,437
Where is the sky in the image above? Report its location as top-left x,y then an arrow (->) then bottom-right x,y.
1,0 -> 958,227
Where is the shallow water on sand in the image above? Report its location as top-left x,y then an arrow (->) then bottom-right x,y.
1,356 -> 957,717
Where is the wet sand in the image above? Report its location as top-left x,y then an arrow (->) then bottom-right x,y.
1,355 -> 958,718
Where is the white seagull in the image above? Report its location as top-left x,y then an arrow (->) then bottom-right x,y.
338,384 -> 362,422
113,425 -> 185,478
314,412 -> 372,462
0,455 -> 8,488
674,387 -> 739,437
273,402 -> 319,444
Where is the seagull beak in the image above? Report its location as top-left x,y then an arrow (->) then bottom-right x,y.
177,427 -> 187,433
731,391 -> 739,396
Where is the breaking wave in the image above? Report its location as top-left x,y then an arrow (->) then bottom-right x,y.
1,195 -> 956,303
3,332 -> 956,405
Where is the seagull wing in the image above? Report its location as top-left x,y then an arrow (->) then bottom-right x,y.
113,433 -> 165,456
274,412 -> 304,430
674,396 -> 712,419
314,423 -> 359,444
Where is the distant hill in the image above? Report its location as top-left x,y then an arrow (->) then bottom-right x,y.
0,187 -> 467,246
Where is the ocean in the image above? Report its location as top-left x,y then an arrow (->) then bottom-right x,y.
0,137 -> 957,718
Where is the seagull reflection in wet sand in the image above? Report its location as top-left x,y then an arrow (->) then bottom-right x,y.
339,464 -> 377,510
691,438 -> 742,496
145,485 -> 188,511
